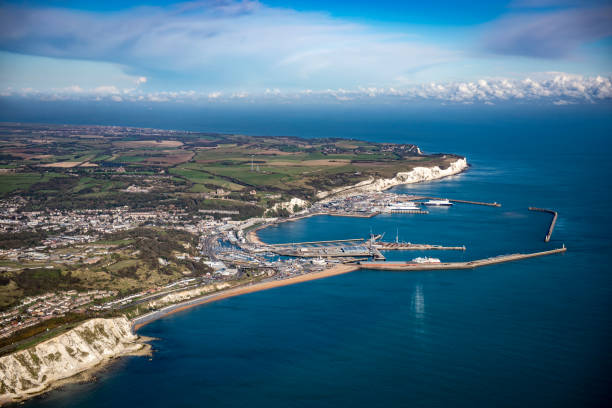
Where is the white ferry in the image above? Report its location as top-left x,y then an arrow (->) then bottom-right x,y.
423,199 -> 453,206
411,257 -> 441,264
387,202 -> 421,212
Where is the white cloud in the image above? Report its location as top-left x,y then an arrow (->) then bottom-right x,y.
93,85 -> 120,94
0,1 -> 456,90
3,73 -> 611,105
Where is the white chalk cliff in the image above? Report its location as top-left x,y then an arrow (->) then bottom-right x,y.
316,157 -> 468,199
269,197 -> 309,214
0,317 -> 149,405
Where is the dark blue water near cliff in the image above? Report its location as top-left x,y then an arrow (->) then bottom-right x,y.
25,107 -> 612,407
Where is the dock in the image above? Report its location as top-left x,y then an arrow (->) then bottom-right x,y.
328,212 -> 380,218
359,247 -> 566,271
374,242 -> 465,251
385,209 -> 429,214
267,238 -> 387,260
529,207 -> 558,242
271,238 -> 364,246
421,196 -> 501,207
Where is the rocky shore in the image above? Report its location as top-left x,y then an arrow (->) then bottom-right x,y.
0,317 -> 151,405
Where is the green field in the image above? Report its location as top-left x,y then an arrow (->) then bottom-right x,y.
0,123 -> 462,209
0,173 -> 62,195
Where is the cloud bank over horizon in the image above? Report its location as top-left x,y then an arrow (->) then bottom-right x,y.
2,73 -> 610,105
0,0 -> 611,105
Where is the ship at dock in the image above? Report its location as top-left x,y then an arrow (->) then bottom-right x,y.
411,257 -> 442,264
385,202 -> 427,214
423,199 -> 453,206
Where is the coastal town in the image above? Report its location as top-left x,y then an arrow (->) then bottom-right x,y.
0,123 -> 567,405
0,184 -> 558,348
0,191 -> 442,342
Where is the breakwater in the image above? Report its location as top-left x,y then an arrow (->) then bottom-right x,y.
359,247 -> 566,271
529,207 -> 558,242
374,242 -> 466,251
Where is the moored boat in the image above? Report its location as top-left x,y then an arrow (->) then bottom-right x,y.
411,257 -> 441,264
423,199 -> 453,206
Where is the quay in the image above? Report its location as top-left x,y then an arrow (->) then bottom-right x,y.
359,247 -> 566,271
328,212 -> 380,218
374,242 -> 465,251
529,207 -> 558,242
421,196 -> 501,207
386,209 -> 429,214
267,238 -> 387,260
271,238 -> 364,246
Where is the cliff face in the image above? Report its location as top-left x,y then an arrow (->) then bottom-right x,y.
316,157 -> 468,199
0,317 -> 148,405
269,197 -> 309,215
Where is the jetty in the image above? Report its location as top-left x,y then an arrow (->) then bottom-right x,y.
420,196 -> 501,207
359,247 -> 566,271
271,238 -> 364,246
529,207 -> 558,242
374,242 -> 465,251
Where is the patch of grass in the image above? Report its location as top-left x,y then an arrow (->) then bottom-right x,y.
0,173 -> 60,195
108,259 -> 139,273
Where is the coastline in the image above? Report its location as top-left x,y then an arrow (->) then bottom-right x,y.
248,157 -> 468,246
0,318 -> 151,406
133,263 -> 360,331
0,157 -> 468,405
315,157 -> 468,199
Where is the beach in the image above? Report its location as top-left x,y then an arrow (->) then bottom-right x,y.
132,263 -> 360,331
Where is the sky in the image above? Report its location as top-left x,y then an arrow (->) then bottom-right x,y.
0,0 -> 611,105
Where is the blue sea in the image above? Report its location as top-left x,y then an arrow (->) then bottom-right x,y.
21,104 -> 612,407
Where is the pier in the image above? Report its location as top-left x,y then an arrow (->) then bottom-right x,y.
374,242 -> 465,251
271,238 -> 364,246
359,247 -> 566,271
421,196 -> 501,207
529,207 -> 558,242
386,209 -> 429,214
266,238 -> 389,260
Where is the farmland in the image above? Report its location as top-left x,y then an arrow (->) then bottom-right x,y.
0,122 -> 462,215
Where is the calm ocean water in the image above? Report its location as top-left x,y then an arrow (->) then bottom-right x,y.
23,106 -> 612,407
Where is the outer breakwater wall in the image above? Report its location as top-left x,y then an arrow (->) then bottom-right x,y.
359,247 -> 566,271
529,207 -> 558,242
